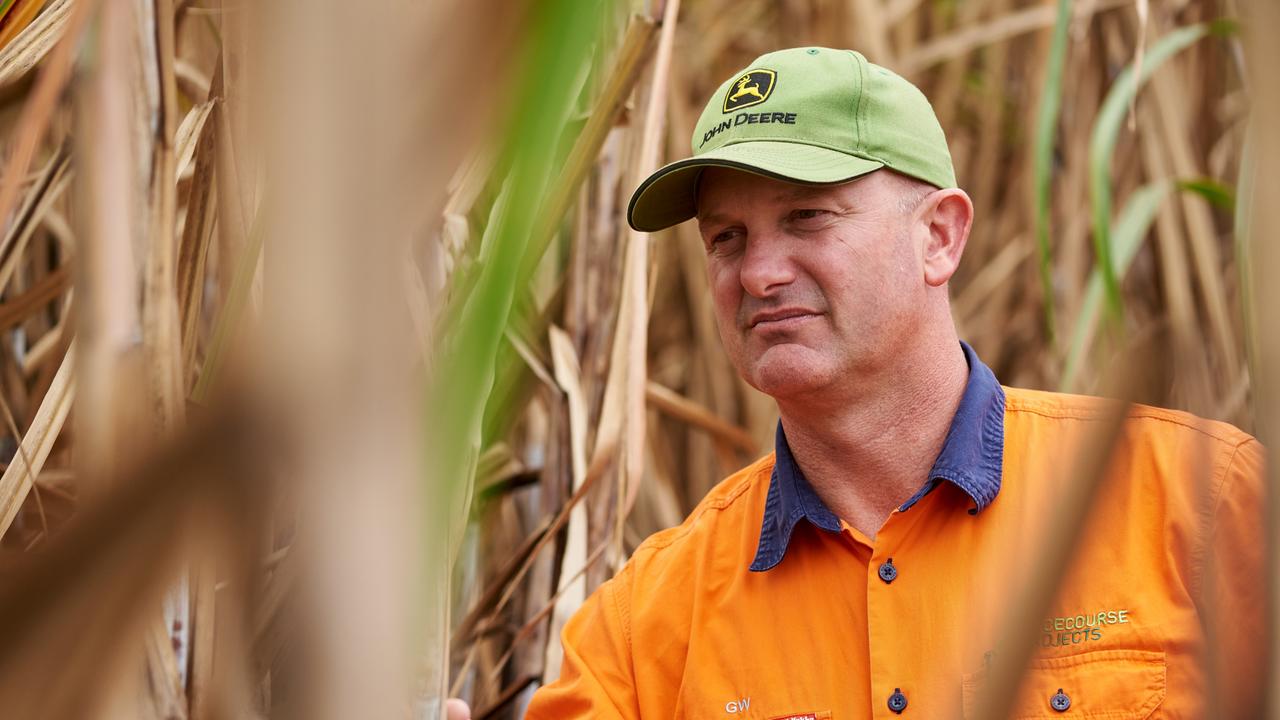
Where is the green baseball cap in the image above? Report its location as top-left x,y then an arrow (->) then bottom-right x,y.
627,47 -> 956,232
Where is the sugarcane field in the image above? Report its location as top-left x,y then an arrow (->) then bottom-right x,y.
0,0 -> 1277,718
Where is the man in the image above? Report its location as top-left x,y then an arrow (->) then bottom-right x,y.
513,47 -> 1265,718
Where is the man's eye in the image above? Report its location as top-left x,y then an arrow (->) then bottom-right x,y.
709,229 -> 741,246
791,209 -> 829,220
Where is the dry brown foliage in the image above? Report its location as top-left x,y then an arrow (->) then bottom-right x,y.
0,0 -> 1273,718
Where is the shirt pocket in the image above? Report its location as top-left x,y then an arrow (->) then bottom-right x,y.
961,649 -> 1166,719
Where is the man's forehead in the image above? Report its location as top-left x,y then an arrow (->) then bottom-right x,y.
695,168 -> 869,220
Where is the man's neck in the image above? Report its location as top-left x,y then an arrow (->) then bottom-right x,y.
775,332 -> 969,540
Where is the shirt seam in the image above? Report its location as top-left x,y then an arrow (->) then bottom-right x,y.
1188,436 -> 1253,602
611,564 -> 634,663
1005,402 -> 1246,444
637,459 -> 771,556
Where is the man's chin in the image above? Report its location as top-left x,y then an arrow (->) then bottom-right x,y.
744,349 -> 835,400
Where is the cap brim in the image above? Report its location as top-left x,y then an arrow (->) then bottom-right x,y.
627,141 -> 884,233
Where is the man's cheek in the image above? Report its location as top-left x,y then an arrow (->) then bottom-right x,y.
710,316 -> 748,370
707,287 -> 742,331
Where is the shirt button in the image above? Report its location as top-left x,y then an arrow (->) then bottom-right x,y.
878,558 -> 898,584
887,688 -> 908,714
1050,688 -> 1071,712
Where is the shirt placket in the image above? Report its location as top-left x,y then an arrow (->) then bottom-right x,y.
864,502 -> 931,719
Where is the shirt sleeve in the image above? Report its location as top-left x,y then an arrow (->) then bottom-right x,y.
1198,436 -> 1267,718
524,561 -> 641,719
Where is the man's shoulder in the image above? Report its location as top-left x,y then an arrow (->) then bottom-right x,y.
1003,384 -> 1254,448
629,452 -> 775,564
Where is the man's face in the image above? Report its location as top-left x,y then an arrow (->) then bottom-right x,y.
695,168 -> 931,401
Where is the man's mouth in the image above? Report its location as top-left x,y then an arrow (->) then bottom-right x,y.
748,308 -> 820,329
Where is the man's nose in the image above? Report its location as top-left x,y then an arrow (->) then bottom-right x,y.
738,232 -> 796,297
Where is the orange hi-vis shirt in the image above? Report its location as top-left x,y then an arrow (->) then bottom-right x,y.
524,343 -> 1266,719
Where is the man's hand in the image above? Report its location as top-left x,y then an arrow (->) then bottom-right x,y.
445,698 -> 472,720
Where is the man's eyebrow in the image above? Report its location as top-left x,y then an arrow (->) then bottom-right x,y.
697,183 -> 847,224
695,210 -> 732,226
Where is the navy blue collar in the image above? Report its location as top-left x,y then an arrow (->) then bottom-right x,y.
749,341 -> 1006,572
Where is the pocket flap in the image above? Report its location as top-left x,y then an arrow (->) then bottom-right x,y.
962,649 -> 1166,719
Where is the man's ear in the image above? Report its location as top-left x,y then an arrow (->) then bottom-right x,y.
919,188 -> 973,287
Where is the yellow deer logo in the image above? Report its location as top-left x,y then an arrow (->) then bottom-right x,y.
723,69 -> 775,112
730,76 -> 765,103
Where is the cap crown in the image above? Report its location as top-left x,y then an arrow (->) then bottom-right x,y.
691,47 -> 956,189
